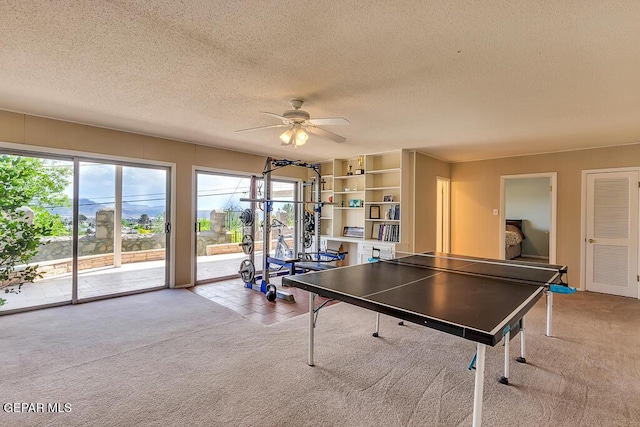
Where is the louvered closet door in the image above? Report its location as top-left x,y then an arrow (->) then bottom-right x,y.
586,171 -> 639,298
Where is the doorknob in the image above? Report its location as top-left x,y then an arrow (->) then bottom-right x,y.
588,239 -> 595,243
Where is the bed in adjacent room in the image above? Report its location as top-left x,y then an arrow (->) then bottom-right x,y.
505,219 -> 525,259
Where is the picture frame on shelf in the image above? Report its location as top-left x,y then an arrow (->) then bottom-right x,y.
349,199 -> 363,208
343,226 -> 364,238
383,194 -> 394,202
370,205 -> 380,219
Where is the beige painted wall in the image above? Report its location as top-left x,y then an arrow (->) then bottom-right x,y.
414,152 -> 451,252
0,110 -> 307,287
451,143 -> 640,287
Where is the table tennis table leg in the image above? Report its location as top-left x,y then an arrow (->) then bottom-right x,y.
308,292 -> 315,367
517,316 -> 526,364
500,330 -> 510,385
373,313 -> 380,337
472,343 -> 487,427
546,291 -> 553,337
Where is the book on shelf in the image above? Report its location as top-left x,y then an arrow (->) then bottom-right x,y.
386,204 -> 400,220
372,223 -> 381,240
373,223 -> 399,242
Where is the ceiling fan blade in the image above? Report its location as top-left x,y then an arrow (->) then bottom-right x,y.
308,117 -> 350,126
306,126 -> 346,143
235,124 -> 288,133
260,112 -> 289,122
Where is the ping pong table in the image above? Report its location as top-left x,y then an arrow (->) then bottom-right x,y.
282,252 -> 570,427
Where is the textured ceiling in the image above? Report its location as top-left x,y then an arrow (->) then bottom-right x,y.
1,1 -> 640,162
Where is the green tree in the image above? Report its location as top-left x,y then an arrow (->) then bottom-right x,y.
0,156 -> 70,216
224,206 -> 242,243
0,155 -> 71,306
0,210 -> 44,306
282,203 -> 294,227
151,213 -> 166,233
138,214 -> 150,226
196,218 -> 210,231
33,207 -> 70,236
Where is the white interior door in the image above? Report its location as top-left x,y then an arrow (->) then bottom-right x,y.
585,171 -> 639,298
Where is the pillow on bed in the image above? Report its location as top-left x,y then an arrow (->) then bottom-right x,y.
506,224 -> 525,240
505,230 -> 523,247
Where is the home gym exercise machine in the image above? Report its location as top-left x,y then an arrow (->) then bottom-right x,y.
237,157 -> 346,302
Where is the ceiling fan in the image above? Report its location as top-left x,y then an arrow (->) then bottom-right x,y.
236,99 -> 349,147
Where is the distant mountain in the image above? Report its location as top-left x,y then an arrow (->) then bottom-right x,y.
51,198 -> 165,219
121,202 -> 166,219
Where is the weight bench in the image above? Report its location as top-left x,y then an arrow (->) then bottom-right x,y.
294,261 -> 338,272
294,242 -> 347,274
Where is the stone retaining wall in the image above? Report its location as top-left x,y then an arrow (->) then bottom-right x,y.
205,238 -> 294,256
31,233 -> 167,262
36,249 -> 166,278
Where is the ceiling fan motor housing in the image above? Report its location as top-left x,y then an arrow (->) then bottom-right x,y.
282,109 -> 310,122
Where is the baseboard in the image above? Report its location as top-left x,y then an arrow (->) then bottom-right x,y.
521,254 -> 549,260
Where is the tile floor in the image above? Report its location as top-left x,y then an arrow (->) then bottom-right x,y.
1,253 -> 334,325
188,277 -> 334,325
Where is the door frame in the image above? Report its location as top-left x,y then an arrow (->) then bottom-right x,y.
436,176 -> 450,253
580,167 -> 640,295
499,172 -> 557,263
0,141 -> 176,313
192,166 -> 253,285
75,158 -> 173,302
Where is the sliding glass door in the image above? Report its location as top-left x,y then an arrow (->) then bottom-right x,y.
194,171 -> 298,284
195,172 -> 253,283
77,161 -> 169,300
0,154 -> 74,312
0,150 -> 171,314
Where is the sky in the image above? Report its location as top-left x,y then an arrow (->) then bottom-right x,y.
50,160 -> 295,213
58,162 -> 168,209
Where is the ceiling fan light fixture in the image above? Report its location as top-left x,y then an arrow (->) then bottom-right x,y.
280,127 -> 308,147
294,128 -> 308,145
279,128 -> 293,144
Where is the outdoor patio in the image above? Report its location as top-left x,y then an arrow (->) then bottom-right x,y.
0,252 -> 268,312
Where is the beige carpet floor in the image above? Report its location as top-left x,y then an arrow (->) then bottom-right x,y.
0,288 -> 638,426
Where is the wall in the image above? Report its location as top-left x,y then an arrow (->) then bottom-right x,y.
31,234 -> 166,262
451,143 -> 640,287
505,177 -> 550,257
413,152 -> 451,252
0,110 -> 307,287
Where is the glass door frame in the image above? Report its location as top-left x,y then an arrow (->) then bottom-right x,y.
193,167 -> 300,285
0,148 -> 76,314
0,145 -> 173,313
74,157 -> 172,303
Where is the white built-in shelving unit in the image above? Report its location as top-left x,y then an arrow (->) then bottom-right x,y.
316,150 -> 409,264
